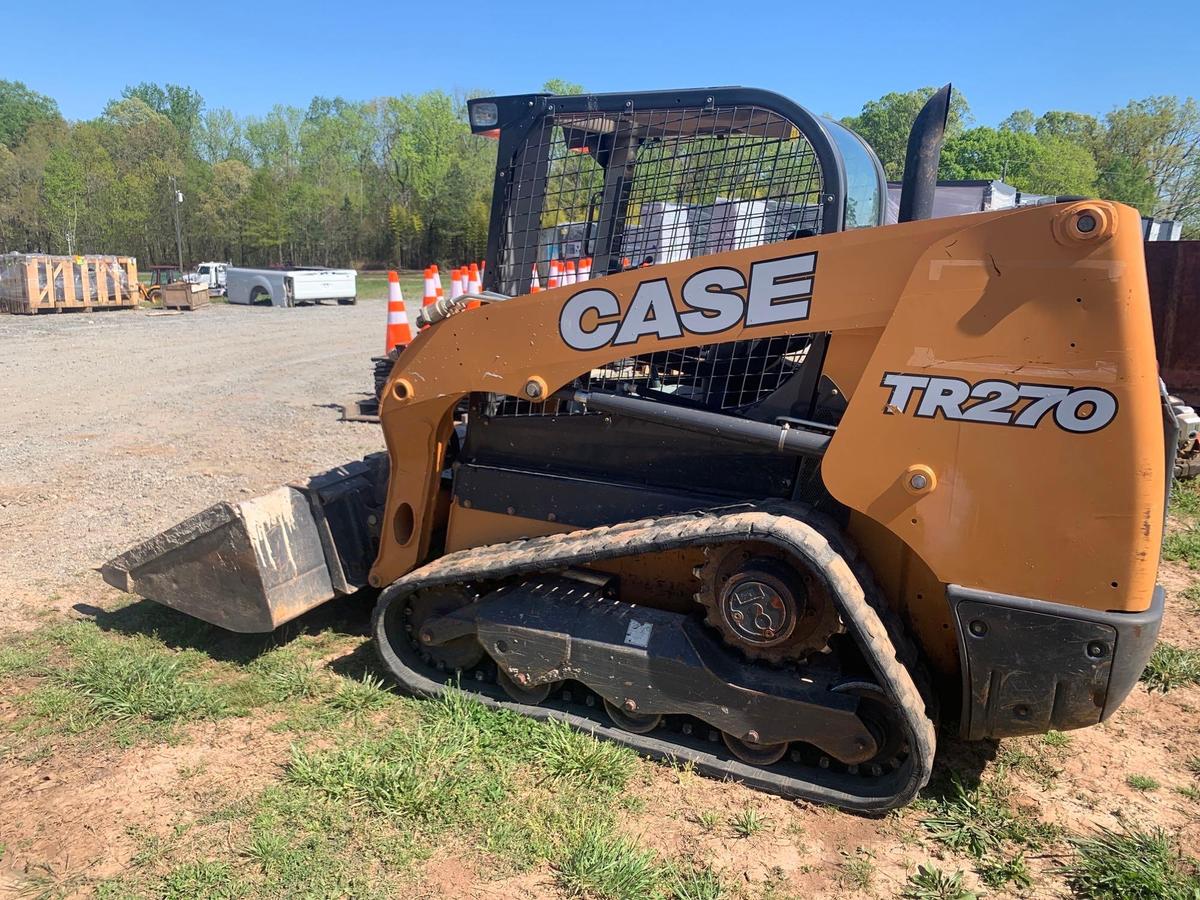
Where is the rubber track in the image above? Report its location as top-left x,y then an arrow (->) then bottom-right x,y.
371,501 -> 936,812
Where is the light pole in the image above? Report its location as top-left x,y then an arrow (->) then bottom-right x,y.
169,175 -> 185,273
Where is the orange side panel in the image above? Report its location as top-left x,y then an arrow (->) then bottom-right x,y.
822,201 -> 1163,612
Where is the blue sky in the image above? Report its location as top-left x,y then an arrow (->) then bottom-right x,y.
7,0 -> 1197,126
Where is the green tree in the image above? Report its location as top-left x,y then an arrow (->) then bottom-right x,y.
1024,135 -> 1099,196
1097,155 -> 1158,213
842,87 -> 972,179
0,79 -> 61,148
543,79 -> 585,96
940,127 -> 1097,196
197,108 -> 248,164
1000,109 -> 1035,134
1035,110 -> 1103,150
121,82 -> 205,153
1102,96 -> 1200,229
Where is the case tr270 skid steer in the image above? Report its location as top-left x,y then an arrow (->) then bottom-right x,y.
103,85 -> 1170,813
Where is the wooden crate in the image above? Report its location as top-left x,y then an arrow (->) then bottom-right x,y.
161,281 -> 209,310
0,253 -> 139,314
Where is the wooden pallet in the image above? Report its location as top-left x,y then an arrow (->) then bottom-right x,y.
0,254 -> 139,314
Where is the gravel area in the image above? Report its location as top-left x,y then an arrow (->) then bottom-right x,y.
0,300 -> 414,606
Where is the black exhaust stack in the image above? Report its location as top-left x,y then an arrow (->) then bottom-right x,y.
897,84 -> 952,223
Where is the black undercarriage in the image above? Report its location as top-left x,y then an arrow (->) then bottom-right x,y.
373,503 -> 936,813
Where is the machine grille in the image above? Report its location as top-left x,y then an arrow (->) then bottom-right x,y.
495,335 -> 815,417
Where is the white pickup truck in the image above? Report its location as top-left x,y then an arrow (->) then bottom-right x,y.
226,267 -> 357,307
186,261 -> 228,295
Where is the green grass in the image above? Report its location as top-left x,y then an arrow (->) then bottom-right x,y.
1185,755 -> 1200,777
244,650 -> 324,703
1043,729 -> 1071,748
668,865 -> 727,900
1126,773 -> 1161,792
977,853 -> 1031,890
556,828 -> 665,899
995,743 -> 1060,785
1163,526 -> 1200,569
1,618 -> 375,752
355,271 -> 425,302
919,776 -> 1057,861
64,641 -> 227,723
1141,642 -> 1200,691
902,866 -> 978,900
1170,480 -> 1200,519
838,850 -> 875,891
80,682 -> 681,898
1062,826 -> 1200,899
0,608 -> 707,898
1180,582 -> 1200,610
325,673 -> 393,719
0,642 -> 47,676
1176,784 -> 1200,802
1,623 -> 236,745
730,806 -> 768,838
534,719 -> 638,790
159,860 -> 244,899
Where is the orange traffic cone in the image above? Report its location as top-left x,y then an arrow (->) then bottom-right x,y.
547,259 -> 562,289
530,264 -> 541,293
578,257 -> 591,281
422,267 -> 437,307
449,267 -> 462,300
385,271 -> 412,353
564,260 -> 576,286
432,265 -> 444,303
466,263 -> 483,309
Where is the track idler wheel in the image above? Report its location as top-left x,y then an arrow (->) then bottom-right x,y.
408,585 -> 483,671
722,732 -> 789,766
603,698 -> 662,734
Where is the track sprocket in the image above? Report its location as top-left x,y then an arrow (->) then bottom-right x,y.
694,545 -> 844,663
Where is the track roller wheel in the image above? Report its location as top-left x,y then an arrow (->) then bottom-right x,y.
603,698 -> 662,734
833,681 -> 906,769
722,732 -> 789,766
496,669 -> 555,704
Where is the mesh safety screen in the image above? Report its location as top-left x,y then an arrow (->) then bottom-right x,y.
492,102 -> 825,417
497,104 -> 824,290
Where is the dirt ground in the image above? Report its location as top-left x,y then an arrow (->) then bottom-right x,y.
1,300 -> 1198,898
0,301 -> 399,617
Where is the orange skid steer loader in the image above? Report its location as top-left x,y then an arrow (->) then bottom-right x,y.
104,85 -> 1169,812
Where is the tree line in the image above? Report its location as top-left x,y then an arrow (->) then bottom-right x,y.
0,78 -> 1195,269
843,87 -> 1198,231
0,80 -> 499,268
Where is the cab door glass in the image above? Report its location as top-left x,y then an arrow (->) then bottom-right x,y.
822,118 -> 886,229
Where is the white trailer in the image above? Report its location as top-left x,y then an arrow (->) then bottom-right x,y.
226,267 -> 357,307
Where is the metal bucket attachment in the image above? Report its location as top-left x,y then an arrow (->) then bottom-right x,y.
101,456 -> 385,633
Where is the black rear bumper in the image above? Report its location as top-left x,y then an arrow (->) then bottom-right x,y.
950,584 -> 1163,740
